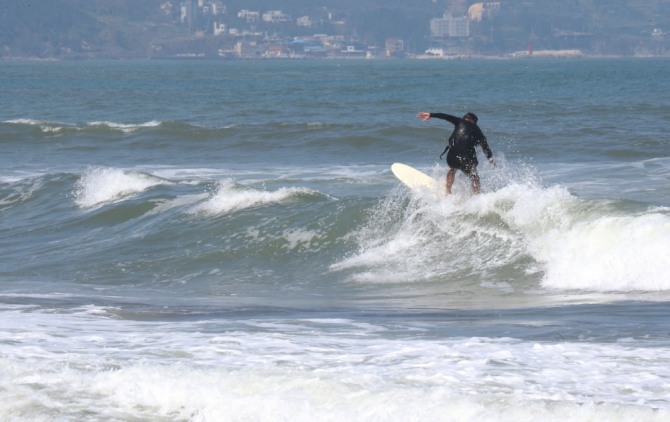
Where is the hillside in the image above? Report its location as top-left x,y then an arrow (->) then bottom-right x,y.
0,0 -> 668,59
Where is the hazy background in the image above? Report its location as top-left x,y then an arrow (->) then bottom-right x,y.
0,0 -> 668,59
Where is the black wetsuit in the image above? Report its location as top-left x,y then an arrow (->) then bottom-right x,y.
430,113 -> 492,175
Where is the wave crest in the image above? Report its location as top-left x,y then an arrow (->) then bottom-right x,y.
74,167 -> 168,209
333,179 -> 670,292
190,179 -> 322,215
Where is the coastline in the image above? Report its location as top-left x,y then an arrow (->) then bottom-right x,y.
4,49 -> 670,61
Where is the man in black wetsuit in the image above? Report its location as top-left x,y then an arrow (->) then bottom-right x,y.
417,111 -> 493,195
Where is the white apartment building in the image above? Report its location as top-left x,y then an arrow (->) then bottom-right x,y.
238,9 -> 259,22
430,13 -> 470,38
262,10 -> 290,23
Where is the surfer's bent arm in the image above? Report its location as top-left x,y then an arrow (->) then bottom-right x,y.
426,113 -> 460,126
480,137 -> 493,160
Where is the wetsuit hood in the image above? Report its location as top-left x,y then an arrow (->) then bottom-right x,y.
463,112 -> 478,123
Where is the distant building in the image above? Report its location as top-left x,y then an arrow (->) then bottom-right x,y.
424,48 -> 446,57
238,9 -> 259,22
265,43 -> 288,58
341,44 -> 366,58
385,38 -> 405,57
263,10 -> 290,23
213,22 -> 225,36
297,16 -> 313,27
161,1 -> 173,15
468,2 -> 501,22
235,41 -> 260,58
181,0 -> 195,25
430,13 -> 470,38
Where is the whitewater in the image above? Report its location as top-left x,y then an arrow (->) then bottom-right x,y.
1,58 -> 669,421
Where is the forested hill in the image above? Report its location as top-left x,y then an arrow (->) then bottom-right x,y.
1,0 -> 668,58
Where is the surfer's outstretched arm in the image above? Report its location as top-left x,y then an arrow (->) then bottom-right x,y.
417,112 -> 431,121
418,112 -> 459,126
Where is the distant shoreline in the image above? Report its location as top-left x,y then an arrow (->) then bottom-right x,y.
2,51 -> 670,61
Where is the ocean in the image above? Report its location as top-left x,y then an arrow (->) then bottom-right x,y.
1,57 -> 669,421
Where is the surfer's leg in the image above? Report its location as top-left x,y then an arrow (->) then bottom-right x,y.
469,168 -> 481,194
460,160 -> 480,194
446,168 -> 456,195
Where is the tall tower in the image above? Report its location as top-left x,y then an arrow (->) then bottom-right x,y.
181,0 -> 197,32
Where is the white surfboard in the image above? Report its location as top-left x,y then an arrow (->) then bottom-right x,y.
391,163 -> 439,191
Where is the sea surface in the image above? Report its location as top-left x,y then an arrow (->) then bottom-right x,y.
1,58 -> 669,421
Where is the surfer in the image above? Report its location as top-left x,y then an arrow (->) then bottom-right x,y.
417,111 -> 493,195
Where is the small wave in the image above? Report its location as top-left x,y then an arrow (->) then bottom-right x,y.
88,120 -> 162,133
190,179 -> 321,216
73,167 -> 169,209
5,118 -> 163,134
0,176 -> 47,211
6,118 -> 44,125
5,118 -> 75,133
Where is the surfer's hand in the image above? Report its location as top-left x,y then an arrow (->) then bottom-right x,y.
488,158 -> 496,168
417,112 -> 430,121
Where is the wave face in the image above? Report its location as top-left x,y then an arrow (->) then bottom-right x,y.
333,177 -> 670,293
1,58 -> 670,420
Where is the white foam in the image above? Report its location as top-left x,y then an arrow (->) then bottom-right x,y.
283,228 -> 321,250
88,120 -> 161,133
1,310 -> 669,420
475,184 -> 670,291
331,208 -> 441,283
190,179 -> 317,215
6,118 -> 71,133
6,118 -> 44,125
73,166 -> 168,209
332,182 -> 533,284
538,212 -> 670,291
334,178 -> 670,292
6,118 -> 162,133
